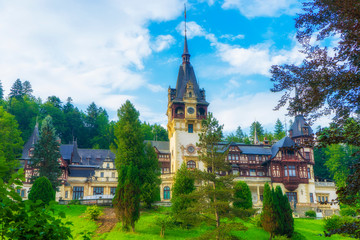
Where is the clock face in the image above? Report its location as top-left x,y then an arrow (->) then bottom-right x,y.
187,146 -> 195,153
187,107 -> 195,114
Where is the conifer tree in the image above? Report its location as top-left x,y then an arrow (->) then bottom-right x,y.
233,181 -> 252,209
0,80 -> 3,100
113,100 -> 144,232
22,80 -> 33,97
278,187 -> 294,237
9,79 -> 23,99
261,183 -> 278,240
171,163 -> 196,226
274,186 -> 285,236
30,116 -> 62,191
274,119 -> 285,140
141,142 -> 161,208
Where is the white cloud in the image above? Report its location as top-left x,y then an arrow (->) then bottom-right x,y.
220,34 -> 245,41
222,0 -> 300,18
176,21 -> 206,39
152,35 -> 176,52
0,0 -> 183,111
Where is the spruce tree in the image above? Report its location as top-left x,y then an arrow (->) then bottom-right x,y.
233,181 -> 252,209
280,189 -> 294,237
171,163 -> 196,226
28,176 -> 55,205
9,79 -> 23,99
261,183 -> 278,240
113,100 -> 144,232
274,119 -> 285,140
274,186 -> 285,236
22,80 -> 33,97
30,116 -> 62,191
141,142 -> 161,208
0,80 -> 3,100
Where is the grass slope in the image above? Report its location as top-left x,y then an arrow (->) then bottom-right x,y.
55,205 -> 354,240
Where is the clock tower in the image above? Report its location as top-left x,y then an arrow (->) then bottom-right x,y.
167,35 -> 209,173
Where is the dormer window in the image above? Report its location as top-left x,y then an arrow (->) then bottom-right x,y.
303,127 -> 308,135
29,148 -> 34,157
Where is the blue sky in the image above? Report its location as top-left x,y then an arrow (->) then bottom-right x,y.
0,0 -> 332,135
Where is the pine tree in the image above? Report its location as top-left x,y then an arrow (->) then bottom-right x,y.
30,116 -> 62,191
9,79 -> 23,99
250,121 -> 264,142
171,163 -> 196,226
274,186 -> 286,236
274,119 -> 285,140
113,100 -> 144,232
261,183 -> 278,240
233,181 -> 252,209
0,80 -> 3,100
22,80 -> 33,97
280,189 -> 294,237
141,142 -> 161,209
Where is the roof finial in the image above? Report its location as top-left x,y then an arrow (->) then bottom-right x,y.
182,3 -> 190,64
253,121 -> 259,145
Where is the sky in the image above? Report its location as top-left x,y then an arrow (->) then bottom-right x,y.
0,0 -> 333,135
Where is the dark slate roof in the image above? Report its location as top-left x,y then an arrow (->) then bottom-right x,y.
77,149 -> 115,166
148,141 -> 170,154
60,144 -> 74,160
238,145 -> 272,155
270,136 -> 297,158
289,115 -> 313,138
69,165 -> 95,177
21,124 -> 39,160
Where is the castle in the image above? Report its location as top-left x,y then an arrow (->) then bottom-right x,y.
19,33 -> 339,216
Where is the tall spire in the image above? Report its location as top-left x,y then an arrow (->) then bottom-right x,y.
182,4 -> 190,64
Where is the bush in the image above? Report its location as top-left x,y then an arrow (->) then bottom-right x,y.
305,210 -> 316,218
28,176 -> 55,205
85,205 -> 103,221
233,181 -> 252,209
324,215 -> 356,231
68,199 -> 81,205
251,213 -> 262,227
340,206 -> 357,217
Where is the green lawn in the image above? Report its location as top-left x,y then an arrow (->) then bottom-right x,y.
54,205 -> 353,240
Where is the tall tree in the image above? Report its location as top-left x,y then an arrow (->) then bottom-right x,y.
270,0 -> 360,207
225,126 -> 246,143
41,97 -> 66,141
113,100 -> 144,232
261,183 -> 278,240
22,80 -> 33,98
313,147 -> 332,180
274,119 -> 285,140
0,106 -> 23,181
274,186 -> 293,237
141,142 -> 161,208
9,79 -> 23,99
30,116 -> 62,191
0,80 -> 3,100
171,163 -> 196,226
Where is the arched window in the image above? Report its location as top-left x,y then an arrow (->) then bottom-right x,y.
189,92 -> 192,98
187,160 -> 196,169
198,108 -> 205,116
163,186 -> 170,200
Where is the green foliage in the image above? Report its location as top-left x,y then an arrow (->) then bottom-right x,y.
171,163 -> 196,226
141,142 -> 161,209
28,176 -> 55,205
85,205 -> 103,221
68,199 -> 81,205
0,167 -> 72,240
261,184 -> 293,239
196,223 -> 247,240
250,121 -> 264,142
31,115 -> 62,190
304,210 -> 316,218
113,100 -> 144,232
155,214 -> 175,238
141,122 -> 169,141
224,126 -> 248,143
233,181 -> 252,209
324,215 -> 357,232
340,205 -> 357,217
0,106 -> 23,181
274,119 -> 285,140
313,146 -> 332,180
0,80 -> 3,100
9,78 -> 24,99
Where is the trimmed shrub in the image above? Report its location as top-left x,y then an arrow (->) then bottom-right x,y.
233,181 -> 252,209
28,176 -> 55,205
305,210 -> 316,218
324,215 -> 356,231
68,199 -> 81,205
85,205 -> 103,221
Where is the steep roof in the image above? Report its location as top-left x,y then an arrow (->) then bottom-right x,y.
21,124 -> 39,160
270,136 -> 297,158
77,149 -> 115,166
289,115 -> 313,138
148,140 -> 170,154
